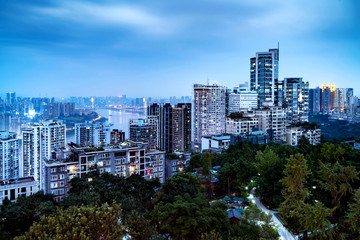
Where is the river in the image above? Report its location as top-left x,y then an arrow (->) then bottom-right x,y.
66,109 -> 146,143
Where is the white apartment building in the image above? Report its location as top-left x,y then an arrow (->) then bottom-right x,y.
75,121 -> 112,147
22,120 -> 66,190
286,126 -> 321,146
0,177 -> 38,205
0,132 -> 21,180
255,102 -> 286,141
192,84 -> 226,151
201,135 -> 231,152
228,91 -> 258,114
226,112 -> 259,134
43,143 -> 165,201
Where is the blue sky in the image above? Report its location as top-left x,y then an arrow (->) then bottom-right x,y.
1,0 -> 359,97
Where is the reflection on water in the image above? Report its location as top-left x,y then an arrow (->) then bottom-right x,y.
95,109 -> 146,139
66,109 -> 145,143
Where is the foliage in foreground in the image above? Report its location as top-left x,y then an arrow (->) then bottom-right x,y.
15,203 -> 125,240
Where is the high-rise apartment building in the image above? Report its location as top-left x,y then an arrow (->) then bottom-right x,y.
250,47 -> 280,106
159,103 -> 173,152
192,84 -> 226,151
6,92 -> 16,106
148,103 -> 191,153
345,88 -> 354,110
228,91 -> 258,114
129,117 -> 158,149
309,87 -> 322,114
22,120 -> 66,190
0,132 -> 21,180
282,78 -> 309,123
255,102 -> 286,141
172,103 -> 191,152
334,88 -> 346,110
75,121 -> 115,147
321,85 -> 335,113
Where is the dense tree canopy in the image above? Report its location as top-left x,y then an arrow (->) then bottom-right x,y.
15,203 -> 125,240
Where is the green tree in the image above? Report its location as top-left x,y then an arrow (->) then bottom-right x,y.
16,202 -> 125,240
317,161 -> 359,223
202,152 -> 213,176
278,154 -> 310,235
186,154 -> 202,172
0,191 -> 57,238
240,204 -> 279,240
279,154 -> 334,239
157,172 -> 201,203
320,143 -> 345,164
125,211 -> 155,240
299,202 -> 334,239
152,193 -> 228,240
254,146 -> 281,175
341,189 -> 360,239
62,171 -> 160,215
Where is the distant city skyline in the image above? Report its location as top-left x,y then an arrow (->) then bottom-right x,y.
1,0 -> 360,97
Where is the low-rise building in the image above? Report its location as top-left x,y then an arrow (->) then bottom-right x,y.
0,177 -> 38,204
226,112 -> 259,134
42,142 -> 165,201
201,135 -> 231,153
165,152 -> 190,179
230,130 -> 273,145
286,125 -> 321,146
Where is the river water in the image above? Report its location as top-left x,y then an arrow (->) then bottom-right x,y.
95,109 -> 146,138
66,109 -> 145,143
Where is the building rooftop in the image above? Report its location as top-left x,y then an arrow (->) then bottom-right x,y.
0,131 -> 17,141
0,177 -> 36,186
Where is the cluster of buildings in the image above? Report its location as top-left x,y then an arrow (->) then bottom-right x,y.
75,121 -> 125,147
1,119 -> 187,204
124,47 -> 323,153
309,85 -> 356,115
0,93 -> 77,136
1,46 -> 356,205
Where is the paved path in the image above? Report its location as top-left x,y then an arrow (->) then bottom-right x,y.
248,188 -> 296,240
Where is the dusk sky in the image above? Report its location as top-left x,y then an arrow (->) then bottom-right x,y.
1,0 -> 359,98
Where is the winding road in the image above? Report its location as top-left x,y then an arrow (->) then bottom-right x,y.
248,188 -> 296,240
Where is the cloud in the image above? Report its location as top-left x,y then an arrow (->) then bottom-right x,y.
33,1 -> 179,36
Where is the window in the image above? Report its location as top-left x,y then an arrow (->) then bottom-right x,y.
50,190 -> 58,195
59,181 -> 65,187
51,183 -> 58,188
51,175 -> 58,181
51,168 -> 57,173
114,151 -> 126,157
59,174 -> 65,180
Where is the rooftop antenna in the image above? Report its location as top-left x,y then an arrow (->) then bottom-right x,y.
207,76 -> 209,85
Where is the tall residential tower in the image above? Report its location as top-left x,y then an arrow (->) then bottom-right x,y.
192,84 -> 226,151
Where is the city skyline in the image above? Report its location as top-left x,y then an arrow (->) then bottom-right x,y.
1,0 -> 360,97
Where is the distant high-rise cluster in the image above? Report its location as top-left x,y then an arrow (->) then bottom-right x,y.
309,85 -> 354,114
